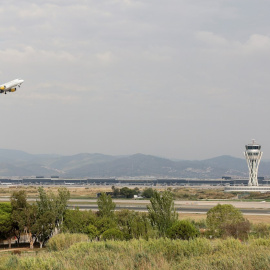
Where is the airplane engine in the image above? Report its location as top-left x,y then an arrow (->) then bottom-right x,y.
10,88 -> 16,92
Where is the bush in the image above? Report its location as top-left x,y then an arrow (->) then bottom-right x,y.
101,228 -> 124,241
251,223 -> 270,238
95,217 -> 117,233
167,220 -> 199,240
116,210 -> 155,240
221,219 -> 251,240
206,204 -> 244,237
46,233 -> 89,251
63,209 -> 96,233
86,224 -> 99,240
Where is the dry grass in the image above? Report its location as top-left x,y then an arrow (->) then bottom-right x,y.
172,187 -> 237,200
179,212 -> 270,224
0,186 -> 230,198
2,237 -> 270,270
0,186 -> 113,198
1,186 -> 270,204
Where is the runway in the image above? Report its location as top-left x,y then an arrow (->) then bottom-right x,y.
1,196 -> 269,215
67,203 -> 270,215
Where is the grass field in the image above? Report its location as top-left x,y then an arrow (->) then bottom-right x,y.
1,236 -> 270,269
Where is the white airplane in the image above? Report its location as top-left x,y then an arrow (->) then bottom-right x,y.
0,79 -> 24,94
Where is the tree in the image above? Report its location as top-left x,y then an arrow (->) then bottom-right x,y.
116,210 -> 154,240
33,187 -> 70,248
10,188 -> 70,249
97,192 -> 115,218
167,220 -> 199,240
206,204 -> 245,238
147,190 -> 178,236
33,212 -> 55,248
63,209 -> 96,233
23,203 -> 38,249
112,186 -> 120,197
95,217 -> 117,234
10,190 -> 34,247
33,187 -> 56,248
120,187 -> 139,198
142,188 -> 155,198
0,203 -> 13,248
54,187 -> 70,229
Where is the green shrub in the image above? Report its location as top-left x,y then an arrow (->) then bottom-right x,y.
221,219 -> 251,240
251,223 -> 270,238
46,233 -> 89,251
191,218 -> 207,229
63,209 -> 96,233
86,224 -> 99,239
101,228 -> 124,241
167,220 -> 199,240
206,204 -> 245,237
116,210 -> 155,240
95,217 -> 117,233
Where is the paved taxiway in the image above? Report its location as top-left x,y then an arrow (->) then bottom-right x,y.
67,204 -> 270,215
0,197 -> 269,215
67,199 -> 270,215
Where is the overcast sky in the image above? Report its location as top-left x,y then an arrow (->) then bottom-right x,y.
0,0 -> 269,160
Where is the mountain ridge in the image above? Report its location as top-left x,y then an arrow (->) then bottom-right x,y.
0,149 -> 266,178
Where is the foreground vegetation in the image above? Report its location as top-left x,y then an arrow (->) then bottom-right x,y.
2,188 -> 270,269
2,188 -> 270,248
1,236 -> 270,269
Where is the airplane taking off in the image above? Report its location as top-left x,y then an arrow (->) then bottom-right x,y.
0,79 -> 24,94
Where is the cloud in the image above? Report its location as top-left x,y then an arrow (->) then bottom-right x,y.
0,0 -> 270,159
196,31 -> 229,46
16,92 -> 79,103
242,34 -> 270,54
95,51 -> 116,65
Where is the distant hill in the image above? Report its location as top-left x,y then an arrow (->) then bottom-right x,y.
0,149 -> 268,178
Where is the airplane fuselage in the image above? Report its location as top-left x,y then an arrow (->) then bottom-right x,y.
0,79 -> 24,94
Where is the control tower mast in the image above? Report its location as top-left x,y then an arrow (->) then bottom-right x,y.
244,140 -> 262,186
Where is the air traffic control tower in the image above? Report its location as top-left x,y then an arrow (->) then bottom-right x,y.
225,140 -> 270,192
244,140 -> 262,186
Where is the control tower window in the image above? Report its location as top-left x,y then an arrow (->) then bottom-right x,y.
246,146 -> 260,150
